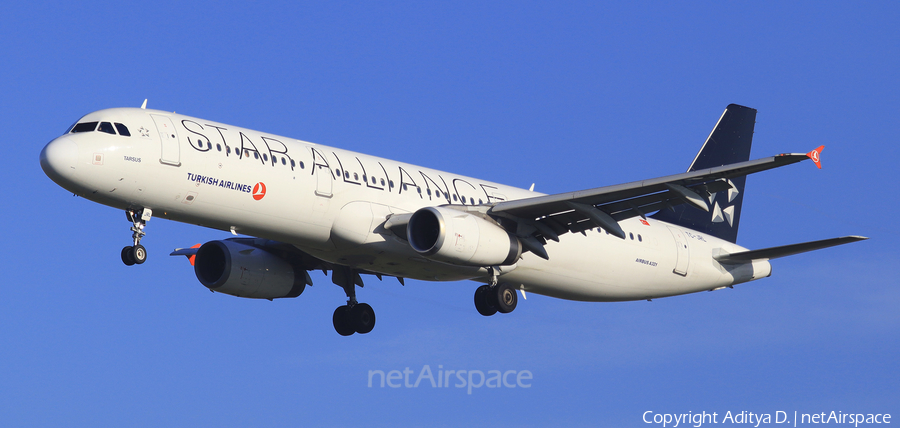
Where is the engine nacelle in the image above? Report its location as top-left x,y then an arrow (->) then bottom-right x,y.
193,240 -> 306,299
407,207 -> 521,266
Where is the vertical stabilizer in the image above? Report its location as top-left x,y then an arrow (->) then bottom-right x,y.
652,104 -> 756,243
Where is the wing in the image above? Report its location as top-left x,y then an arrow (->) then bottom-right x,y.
171,238 -> 407,285
487,151 -> 820,258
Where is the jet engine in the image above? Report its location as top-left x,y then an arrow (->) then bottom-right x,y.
407,206 -> 521,266
193,240 -> 306,299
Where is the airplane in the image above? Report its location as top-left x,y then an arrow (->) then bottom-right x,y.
40,102 -> 866,336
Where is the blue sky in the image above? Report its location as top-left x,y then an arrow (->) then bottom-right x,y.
2,1 -> 897,426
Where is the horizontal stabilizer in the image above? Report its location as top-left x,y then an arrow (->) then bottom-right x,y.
714,236 -> 868,263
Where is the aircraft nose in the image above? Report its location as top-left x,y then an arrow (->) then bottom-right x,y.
40,135 -> 79,186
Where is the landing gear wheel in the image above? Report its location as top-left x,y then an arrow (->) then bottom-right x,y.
122,208 -> 151,266
351,303 -> 376,334
474,285 -> 498,316
121,246 -> 136,266
132,244 -> 147,264
333,306 -> 355,336
495,283 -> 517,314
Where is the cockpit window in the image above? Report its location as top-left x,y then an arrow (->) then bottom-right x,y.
98,122 -> 116,135
71,122 -> 98,133
114,123 -> 131,136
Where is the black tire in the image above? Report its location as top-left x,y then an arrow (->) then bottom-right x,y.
351,303 -> 376,334
495,283 -> 517,314
333,306 -> 355,336
132,244 -> 147,264
121,246 -> 136,266
474,285 -> 498,316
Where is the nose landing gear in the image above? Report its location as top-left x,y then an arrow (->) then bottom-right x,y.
121,208 -> 151,266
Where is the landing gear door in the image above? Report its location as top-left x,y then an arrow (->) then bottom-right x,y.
667,226 -> 690,276
152,114 -> 181,167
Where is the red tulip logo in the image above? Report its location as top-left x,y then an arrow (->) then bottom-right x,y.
252,182 -> 267,200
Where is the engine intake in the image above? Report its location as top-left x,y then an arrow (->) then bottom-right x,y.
194,240 -> 306,299
407,207 -> 521,266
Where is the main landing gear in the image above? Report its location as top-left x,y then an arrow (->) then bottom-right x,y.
333,303 -> 376,336
121,208 -> 151,266
474,283 -> 518,316
332,268 -> 376,336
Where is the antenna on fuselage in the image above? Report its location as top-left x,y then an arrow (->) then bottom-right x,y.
140,99 -> 147,109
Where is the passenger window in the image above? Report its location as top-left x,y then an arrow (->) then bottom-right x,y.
381,179 -> 385,186
263,153 -> 268,162
71,122 -> 98,133
629,233 -> 634,240
638,234 -> 643,242
114,123 -> 131,136
217,144 -> 222,152
281,157 -> 286,165
453,194 -> 458,201
98,122 -> 116,135
354,173 -> 358,180
254,152 -> 259,160
470,197 -> 474,205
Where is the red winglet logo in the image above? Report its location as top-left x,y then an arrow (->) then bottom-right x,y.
188,243 -> 201,266
807,146 -> 824,169
252,182 -> 267,200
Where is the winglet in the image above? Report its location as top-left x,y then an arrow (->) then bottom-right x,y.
170,243 -> 202,266
807,145 -> 824,169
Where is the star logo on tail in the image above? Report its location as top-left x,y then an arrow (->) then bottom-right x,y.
709,179 -> 738,227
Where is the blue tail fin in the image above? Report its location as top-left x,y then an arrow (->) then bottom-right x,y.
651,104 -> 757,243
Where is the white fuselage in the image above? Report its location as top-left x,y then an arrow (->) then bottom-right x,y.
41,108 -> 771,302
